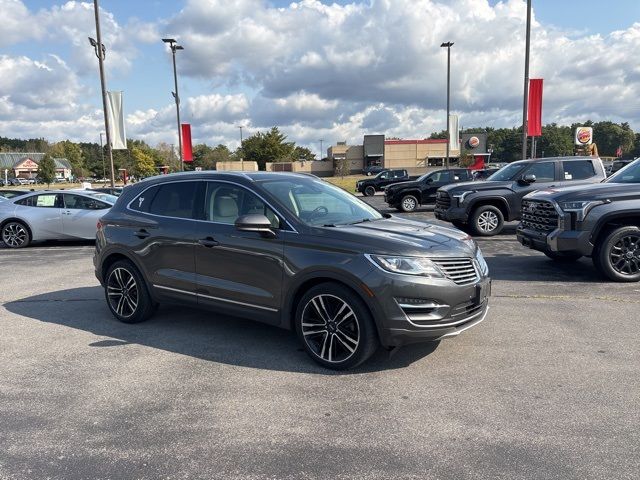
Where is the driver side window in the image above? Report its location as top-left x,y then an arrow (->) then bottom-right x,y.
205,182 -> 279,228
378,171 -> 389,179
524,162 -> 555,182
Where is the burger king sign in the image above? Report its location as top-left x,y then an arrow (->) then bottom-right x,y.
575,127 -> 593,146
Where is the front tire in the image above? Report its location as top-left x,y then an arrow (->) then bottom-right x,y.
363,186 -> 376,197
295,282 -> 379,370
105,260 -> 156,323
2,221 -> 31,248
470,205 -> 504,236
595,226 -> 640,282
399,195 -> 419,212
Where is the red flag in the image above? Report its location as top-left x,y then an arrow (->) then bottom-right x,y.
181,123 -> 193,162
616,146 -> 622,157
527,79 -> 543,137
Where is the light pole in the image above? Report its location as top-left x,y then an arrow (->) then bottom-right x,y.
237,125 -> 244,170
162,38 -> 184,171
89,0 -> 116,187
99,132 -> 105,182
441,41 -> 454,169
522,0 -> 532,159
319,139 -> 324,160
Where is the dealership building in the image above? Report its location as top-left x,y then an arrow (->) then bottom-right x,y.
0,153 -> 72,181
328,133 -> 490,175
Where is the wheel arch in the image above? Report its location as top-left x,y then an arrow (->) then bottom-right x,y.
592,211 -> 640,247
99,249 -> 157,300
468,196 -> 510,220
1,217 -> 33,240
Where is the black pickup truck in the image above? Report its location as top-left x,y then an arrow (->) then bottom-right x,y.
517,158 -> 640,282
385,168 -> 472,212
356,169 -> 419,196
434,156 -> 606,236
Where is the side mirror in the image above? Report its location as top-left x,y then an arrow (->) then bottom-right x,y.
235,214 -> 276,237
520,173 -> 537,184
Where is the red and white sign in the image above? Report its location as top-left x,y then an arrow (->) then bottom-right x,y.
16,158 -> 38,169
468,136 -> 480,148
575,127 -> 593,145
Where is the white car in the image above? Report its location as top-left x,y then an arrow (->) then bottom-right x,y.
0,190 -> 117,248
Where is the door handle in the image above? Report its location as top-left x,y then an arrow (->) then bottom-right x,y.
134,229 -> 150,239
198,237 -> 219,248
62,210 -> 72,215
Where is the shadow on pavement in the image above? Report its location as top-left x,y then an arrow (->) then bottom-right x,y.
486,255 -> 602,283
4,286 -> 439,374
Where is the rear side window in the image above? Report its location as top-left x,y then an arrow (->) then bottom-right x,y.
562,160 -> 595,180
147,182 -> 200,219
130,186 -> 159,213
15,194 -> 60,208
391,170 -> 406,178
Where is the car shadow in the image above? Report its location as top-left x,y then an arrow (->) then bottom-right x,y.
4,286 -> 440,374
485,255 -> 603,283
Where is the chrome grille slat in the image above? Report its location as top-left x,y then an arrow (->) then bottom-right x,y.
521,199 -> 559,233
432,258 -> 478,285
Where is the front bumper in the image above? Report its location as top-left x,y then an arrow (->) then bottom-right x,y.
362,268 -> 491,348
434,206 -> 468,222
516,226 -> 594,256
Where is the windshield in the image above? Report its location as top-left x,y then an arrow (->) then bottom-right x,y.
606,159 -> 640,184
487,162 -> 526,181
261,177 -> 383,226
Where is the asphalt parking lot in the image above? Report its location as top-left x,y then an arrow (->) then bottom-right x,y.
1,199 -> 639,479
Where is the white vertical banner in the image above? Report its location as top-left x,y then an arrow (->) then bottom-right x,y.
107,91 -> 127,150
448,114 -> 459,151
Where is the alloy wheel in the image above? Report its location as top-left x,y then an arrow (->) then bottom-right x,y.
2,223 -> 28,247
301,294 -> 360,363
107,267 -> 139,318
402,196 -> 417,212
609,233 -> 640,276
477,211 -> 499,233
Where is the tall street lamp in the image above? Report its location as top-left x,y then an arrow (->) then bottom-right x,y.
99,132 -> 105,182
89,0 -> 116,187
162,38 -> 185,171
237,125 -> 244,170
521,0 -> 532,159
441,41 -> 454,169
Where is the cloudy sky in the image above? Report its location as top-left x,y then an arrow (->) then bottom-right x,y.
1,0 -> 639,155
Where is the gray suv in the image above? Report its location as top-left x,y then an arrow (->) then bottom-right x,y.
94,172 -> 490,369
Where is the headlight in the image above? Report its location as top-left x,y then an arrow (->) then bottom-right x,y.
475,248 -> 489,276
452,190 -> 474,205
366,254 -> 444,278
559,200 -> 605,221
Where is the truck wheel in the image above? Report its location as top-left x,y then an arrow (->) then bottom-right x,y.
470,205 -> 504,236
400,195 -> 418,212
595,226 -> 640,282
544,251 -> 582,262
364,186 -> 376,197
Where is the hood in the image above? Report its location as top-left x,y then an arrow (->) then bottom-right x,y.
439,180 -> 512,194
319,217 -> 477,257
525,182 -> 640,203
386,180 -> 420,191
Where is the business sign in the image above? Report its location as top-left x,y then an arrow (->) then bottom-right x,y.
16,158 -> 38,169
575,127 -> 593,145
468,136 -> 480,148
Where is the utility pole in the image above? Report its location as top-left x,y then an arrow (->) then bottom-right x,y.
90,0 -> 115,187
522,0 -> 532,160
237,125 -> 244,170
441,42 -> 454,169
99,132 -> 105,182
162,38 -> 184,171
319,139 -> 324,160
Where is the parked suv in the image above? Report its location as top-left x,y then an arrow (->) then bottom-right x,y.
385,168 -> 472,212
434,157 -> 606,236
356,169 -> 416,196
95,172 -> 490,369
517,158 -> 640,282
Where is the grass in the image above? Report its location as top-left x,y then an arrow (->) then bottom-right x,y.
323,175 -> 367,193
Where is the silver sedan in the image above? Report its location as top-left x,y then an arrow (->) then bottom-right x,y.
0,190 -> 116,248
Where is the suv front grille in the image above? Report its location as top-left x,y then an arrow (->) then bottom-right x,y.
436,191 -> 451,210
432,258 -> 478,285
521,199 -> 558,233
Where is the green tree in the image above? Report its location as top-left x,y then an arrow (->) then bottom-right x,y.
131,146 -> 157,178
293,146 -> 316,162
241,127 -> 295,169
38,153 -> 56,187
536,124 -> 573,157
592,121 -> 635,157
49,140 -> 86,178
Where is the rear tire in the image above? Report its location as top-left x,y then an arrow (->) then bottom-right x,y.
470,205 -> 504,236
595,226 -> 640,282
451,220 -> 467,230
295,282 -> 379,370
399,195 -> 418,212
364,186 -> 376,197
544,251 -> 582,262
104,260 -> 156,323
1,221 -> 31,248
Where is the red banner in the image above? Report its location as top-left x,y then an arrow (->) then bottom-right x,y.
181,123 -> 193,162
527,79 -> 543,137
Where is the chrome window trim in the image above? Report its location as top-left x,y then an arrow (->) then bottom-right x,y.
125,178 -> 298,233
154,284 -> 278,312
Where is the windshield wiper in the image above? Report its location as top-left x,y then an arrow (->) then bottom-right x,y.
347,218 -> 372,225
